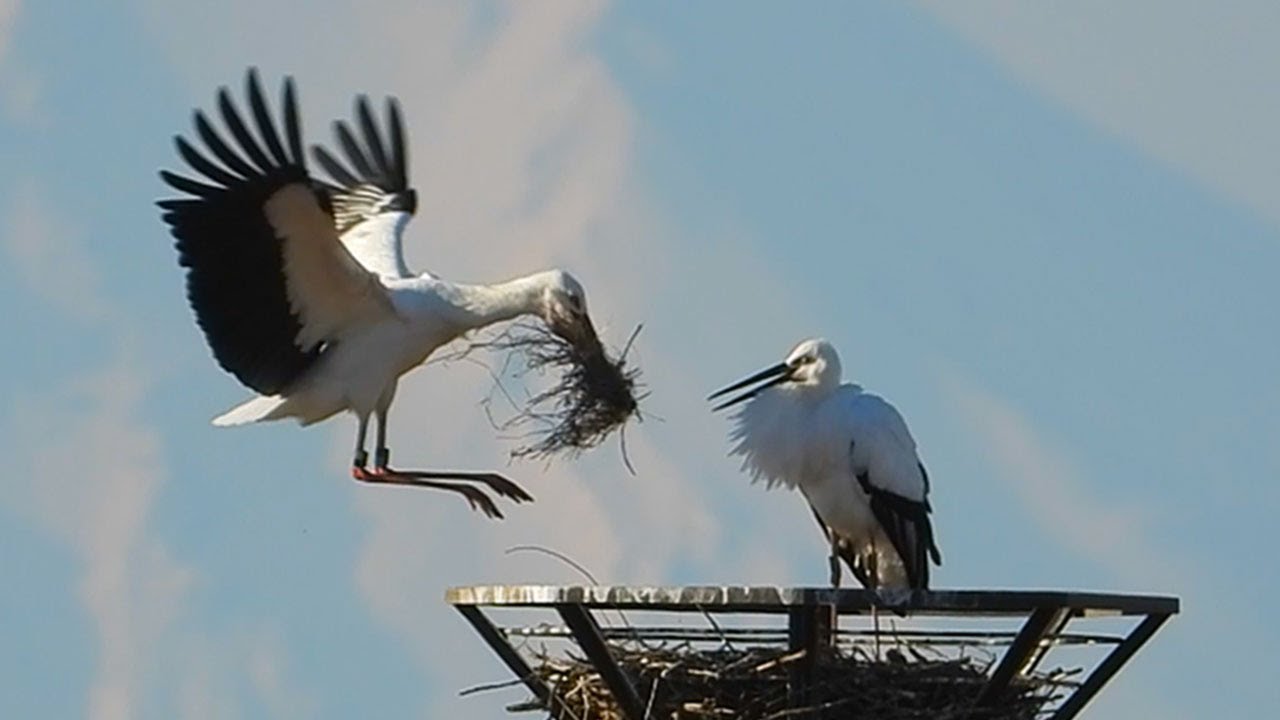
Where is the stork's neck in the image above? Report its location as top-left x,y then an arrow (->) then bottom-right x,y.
443,272 -> 551,331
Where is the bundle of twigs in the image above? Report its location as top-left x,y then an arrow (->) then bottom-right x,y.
527,644 -> 1064,720
461,320 -> 644,463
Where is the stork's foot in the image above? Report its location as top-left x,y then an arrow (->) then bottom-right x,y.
416,480 -> 503,519
828,553 -> 842,588
349,466 -> 506,519
387,469 -> 534,504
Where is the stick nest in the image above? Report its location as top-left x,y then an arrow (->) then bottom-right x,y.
470,321 -> 645,462
527,644 -> 1063,720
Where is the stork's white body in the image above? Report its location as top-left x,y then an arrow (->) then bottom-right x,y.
214,265 -> 558,428
161,70 -> 594,506
715,339 -> 940,590
732,383 -> 923,588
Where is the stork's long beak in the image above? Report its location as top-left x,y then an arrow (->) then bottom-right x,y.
707,362 -> 792,412
551,310 -> 602,355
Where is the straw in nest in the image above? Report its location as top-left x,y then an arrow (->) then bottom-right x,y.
453,320 -> 645,467
525,643 -> 1068,720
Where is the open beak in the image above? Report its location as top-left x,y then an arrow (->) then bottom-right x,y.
707,362 -> 792,412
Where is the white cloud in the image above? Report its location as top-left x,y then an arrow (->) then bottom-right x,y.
0,0 -> 42,124
1,184 -> 192,719
139,1 -> 830,715
324,5 -> 727,711
0,0 -> 16,59
916,1 -> 1280,227
246,630 -> 314,719
1,184 -> 114,322
5,361 -> 194,720
0,184 -> 318,719
939,370 -> 1178,590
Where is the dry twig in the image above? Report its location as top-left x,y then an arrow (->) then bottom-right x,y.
443,321 -> 645,465
517,643 -> 1061,720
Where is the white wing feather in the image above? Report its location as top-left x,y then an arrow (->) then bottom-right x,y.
264,183 -> 398,349
845,391 -> 927,502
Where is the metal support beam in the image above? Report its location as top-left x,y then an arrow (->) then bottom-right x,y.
787,603 -> 835,715
557,603 -> 646,720
448,586 -> 1178,718
455,606 -> 556,709
1051,613 -> 1172,720
974,606 -> 1071,708
1023,607 -> 1072,675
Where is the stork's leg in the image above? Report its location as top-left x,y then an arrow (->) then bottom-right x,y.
373,406 -> 391,471
828,535 -> 842,588
868,544 -> 881,659
353,407 -> 534,519
351,413 -> 371,474
826,533 -> 842,649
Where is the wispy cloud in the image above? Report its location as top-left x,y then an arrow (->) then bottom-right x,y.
0,0 -> 17,58
940,370 -> 1179,590
1,184 -> 111,322
6,361 -> 194,720
916,1 -> 1280,228
139,1 -> 826,715
0,0 -> 42,124
143,0 -> 729,710
246,630 -> 314,719
0,182 -> 317,719
330,4 -> 725,712
1,181 -> 194,719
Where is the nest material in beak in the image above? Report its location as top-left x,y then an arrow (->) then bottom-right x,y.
478,320 -> 643,462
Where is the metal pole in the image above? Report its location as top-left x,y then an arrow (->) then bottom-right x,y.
787,602 -> 834,716
1051,613 -> 1172,720
557,603 -> 647,720
454,606 -> 557,709
974,605 -> 1071,708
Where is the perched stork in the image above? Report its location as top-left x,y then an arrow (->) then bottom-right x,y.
710,338 -> 942,590
158,69 -> 602,518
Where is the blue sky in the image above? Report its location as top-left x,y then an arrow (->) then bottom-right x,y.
1,1 -> 1276,717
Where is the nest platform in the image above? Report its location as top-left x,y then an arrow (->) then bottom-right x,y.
446,585 -> 1177,720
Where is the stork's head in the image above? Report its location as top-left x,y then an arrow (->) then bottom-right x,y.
708,337 -> 842,411
539,270 -> 599,348
784,338 -> 842,388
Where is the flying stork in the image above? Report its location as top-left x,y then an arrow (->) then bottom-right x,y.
158,69 -> 602,518
710,338 -> 942,590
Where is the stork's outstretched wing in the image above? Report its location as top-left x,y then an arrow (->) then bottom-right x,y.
311,96 -> 418,278
847,393 -> 942,590
158,69 -> 396,395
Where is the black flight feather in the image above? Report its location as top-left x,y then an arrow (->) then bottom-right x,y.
310,94 -> 417,234
335,122 -> 375,180
357,97 -> 392,180
158,68 -> 326,395
159,170 -> 221,198
194,112 -> 256,179
282,79 -> 304,165
174,135 -> 241,187
387,98 -> 407,188
218,88 -> 274,173
855,469 -> 941,590
312,145 -> 362,187
246,69 -> 288,165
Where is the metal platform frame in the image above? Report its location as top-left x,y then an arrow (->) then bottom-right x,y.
447,586 -> 1178,720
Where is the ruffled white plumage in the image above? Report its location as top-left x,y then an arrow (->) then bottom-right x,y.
717,339 -> 939,589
